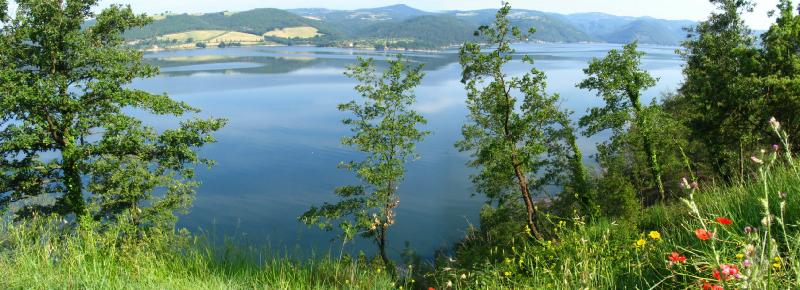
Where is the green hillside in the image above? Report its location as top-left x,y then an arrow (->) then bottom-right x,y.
362,15 -> 476,49
124,8 -> 339,40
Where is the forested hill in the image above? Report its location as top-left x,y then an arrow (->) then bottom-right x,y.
124,4 -> 696,49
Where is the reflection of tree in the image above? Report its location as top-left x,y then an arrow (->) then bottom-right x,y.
145,52 -> 462,77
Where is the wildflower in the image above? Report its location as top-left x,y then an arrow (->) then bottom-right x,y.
744,226 -> 755,234
770,117 -> 781,130
460,273 -> 467,279
377,268 -> 381,273
713,264 -> 740,281
680,177 -> 691,190
773,144 -> 780,152
716,217 -> 733,225
504,258 -> 513,264
446,280 -> 452,288
428,288 -> 435,290
750,156 -> 763,164
648,231 -> 661,240
761,215 -> 773,227
778,191 -> 788,199
745,244 -> 756,256
503,271 -> 512,277
736,253 -> 744,260
635,238 -> 647,248
743,259 -> 752,267
668,252 -> 686,264
773,256 -> 783,269
695,229 -> 714,241
691,181 -> 699,189
702,280 -> 724,290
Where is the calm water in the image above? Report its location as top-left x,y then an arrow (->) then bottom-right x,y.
132,43 -> 684,258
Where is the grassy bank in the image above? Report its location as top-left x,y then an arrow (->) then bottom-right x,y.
0,220 -> 398,289
427,160 -> 800,289
2,162 -> 799,289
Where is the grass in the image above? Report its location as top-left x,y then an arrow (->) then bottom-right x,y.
264,26 -> 322,39
426,143 -> 800,288
0,220 -> 399,289
3,124 -> 799,289
5,163 -> 797,289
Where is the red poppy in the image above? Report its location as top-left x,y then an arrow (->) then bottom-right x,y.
716,217 -> 733,225
428,288 -> 435,290
669,252 -> 686,263
702,280 -> 724,290
695,229 -> 714,241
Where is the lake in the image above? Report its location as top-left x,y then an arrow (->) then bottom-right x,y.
132,43 -> 684,258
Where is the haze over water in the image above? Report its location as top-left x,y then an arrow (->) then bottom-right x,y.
131,43 -> 683,258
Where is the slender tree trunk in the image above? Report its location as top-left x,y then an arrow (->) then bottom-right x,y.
566,131 -> 594,218
631,93 -> 665,202
377,225 -> 396,278
512,162 -> 544,241
62,150 -> 85,216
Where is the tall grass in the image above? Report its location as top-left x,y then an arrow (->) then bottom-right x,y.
0,218 -> 397,289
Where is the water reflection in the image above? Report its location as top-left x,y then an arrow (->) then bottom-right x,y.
133,43 -> 684,258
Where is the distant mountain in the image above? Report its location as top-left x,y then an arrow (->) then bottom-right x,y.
362,15 -> 476,48
564,13 -> 694,45
446,9 -> 593,43
124,4 -> 698,50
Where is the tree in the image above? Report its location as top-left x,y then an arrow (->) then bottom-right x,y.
758,0 -> 800,146
300,57 -> 428,273
678,0 -> 761,180
578,42 -> 667,201
0,0 -> 7,22
0,0 -> 225,230
456,3 -> 574,240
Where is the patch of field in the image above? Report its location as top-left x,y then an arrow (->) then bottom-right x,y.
207,31 -> 264,43
264,26 -> 322,39
158,30 -> 228,42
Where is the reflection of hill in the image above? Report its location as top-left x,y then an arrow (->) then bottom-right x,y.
145,52 -> 462,77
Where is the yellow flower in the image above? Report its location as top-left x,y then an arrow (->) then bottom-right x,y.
774,256 -> 782,262
736,253 -> 745,259
773,262 -> 782,269
504,271 -> 512,277
377,268 -> 382,273
635,238 -> 647,248
648,231 -> 661,240
504,258 -> 513,264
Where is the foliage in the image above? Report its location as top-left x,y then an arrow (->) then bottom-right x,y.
677,0 -> 762,180
456,3 -> 579,240
300,57 -> 428,271
578,42 -> 668,202
0,0 -> 225,230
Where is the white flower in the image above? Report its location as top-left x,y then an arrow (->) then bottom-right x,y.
446,280 -> 453,288
460,273 -> 467,279
751,156 -> 764,164
770,117 -> 781,130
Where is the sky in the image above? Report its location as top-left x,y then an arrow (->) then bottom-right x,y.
6,0 -> 784,29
